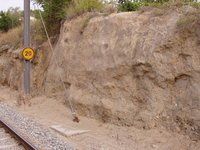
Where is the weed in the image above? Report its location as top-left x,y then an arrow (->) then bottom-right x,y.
177,10 -> 200,39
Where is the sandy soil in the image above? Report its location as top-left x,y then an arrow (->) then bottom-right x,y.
0,85 -> 199,150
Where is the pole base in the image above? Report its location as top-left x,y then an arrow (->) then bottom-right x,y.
18,92 -> 31,106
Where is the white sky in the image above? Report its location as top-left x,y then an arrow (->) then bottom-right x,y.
0,0 -> 35,11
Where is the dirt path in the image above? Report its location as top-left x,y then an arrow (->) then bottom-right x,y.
0,86 -> 199,150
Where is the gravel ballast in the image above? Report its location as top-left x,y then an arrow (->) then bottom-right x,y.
0,103 -> 75,150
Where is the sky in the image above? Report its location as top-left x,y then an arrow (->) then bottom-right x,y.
0,0 -> 35,11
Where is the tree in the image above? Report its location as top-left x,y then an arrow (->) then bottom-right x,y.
0,8 -> 22,32
7,7 -> 22,28
35,0 -> 71,36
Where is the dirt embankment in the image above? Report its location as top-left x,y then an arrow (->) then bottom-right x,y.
0,6 -> 199,141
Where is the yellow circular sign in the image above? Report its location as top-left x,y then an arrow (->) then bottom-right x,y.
22,48 -> 35,61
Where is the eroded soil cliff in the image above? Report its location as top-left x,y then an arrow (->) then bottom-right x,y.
0,6 -> 199,142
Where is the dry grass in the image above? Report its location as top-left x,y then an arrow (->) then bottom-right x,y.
153,8 -> 167,16
104,3 -> 118,14
0,26 -> 22,48
0,22 -> 45,49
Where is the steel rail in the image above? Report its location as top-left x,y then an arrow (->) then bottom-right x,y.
0,119 -> 38,150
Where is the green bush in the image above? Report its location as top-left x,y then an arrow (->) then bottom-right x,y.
0,7 -> 22,32
118,0 -> 170,12
66,0 -> 104,18
0,12 -> 12,32
118,1 -> 143,11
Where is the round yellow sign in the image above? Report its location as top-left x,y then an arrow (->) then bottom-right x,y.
22,48 -> 35,61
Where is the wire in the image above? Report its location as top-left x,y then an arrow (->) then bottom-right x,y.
34,3 -> 78,121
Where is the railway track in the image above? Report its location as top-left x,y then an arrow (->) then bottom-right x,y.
0,119 -> 37,150
0,103 -> 75,150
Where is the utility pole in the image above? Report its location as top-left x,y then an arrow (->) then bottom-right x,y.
23,0 -> 31,95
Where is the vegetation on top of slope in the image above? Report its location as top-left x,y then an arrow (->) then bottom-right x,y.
35,0 -> 71,37
118,0 -> 200,12
1,0 -> 199,48
65,0 -> 104,18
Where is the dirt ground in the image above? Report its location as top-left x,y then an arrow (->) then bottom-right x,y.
0,85 -> 199,150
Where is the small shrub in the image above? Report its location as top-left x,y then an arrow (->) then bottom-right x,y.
118,0 -> 170,12
0,12 -> 12,32
118,1 -> 143,12
190,2 -> 200,9
65,0 -> 104,18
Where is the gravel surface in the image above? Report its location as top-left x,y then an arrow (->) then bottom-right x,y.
0,103 -> 75,150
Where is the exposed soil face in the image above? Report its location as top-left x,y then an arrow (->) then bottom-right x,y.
0,6 -> 199,146
44,6 -> 200,140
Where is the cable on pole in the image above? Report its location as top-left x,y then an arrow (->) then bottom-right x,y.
34,3 -> 79,123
